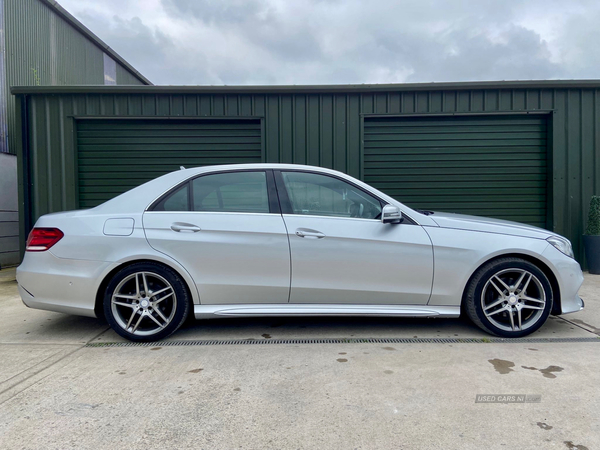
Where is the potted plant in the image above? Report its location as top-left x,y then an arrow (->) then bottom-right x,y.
584,195 -> 600,274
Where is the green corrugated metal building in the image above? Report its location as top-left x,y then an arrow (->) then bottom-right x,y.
0,0 -> 149,266
10,81 -> 600,266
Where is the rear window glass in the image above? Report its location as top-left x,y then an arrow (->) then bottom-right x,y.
152,183 -> 189,211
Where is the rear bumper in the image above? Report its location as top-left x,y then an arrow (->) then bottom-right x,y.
16,251 -> 112,318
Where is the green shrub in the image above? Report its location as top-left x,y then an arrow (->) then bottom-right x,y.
586,195 -> 600,235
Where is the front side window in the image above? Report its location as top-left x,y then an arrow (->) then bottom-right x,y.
192,171 -> 270,213
281,171 -> 382,219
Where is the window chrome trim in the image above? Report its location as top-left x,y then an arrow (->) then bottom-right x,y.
144,210 -> 280,217
282,213 -> 381,223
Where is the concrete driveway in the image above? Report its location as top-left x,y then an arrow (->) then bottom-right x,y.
0,267 -> 598,450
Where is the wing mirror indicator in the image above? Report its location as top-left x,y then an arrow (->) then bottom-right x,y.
382,205 -> 402,224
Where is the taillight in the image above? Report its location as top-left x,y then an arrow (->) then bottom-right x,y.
26,228 -> 64,252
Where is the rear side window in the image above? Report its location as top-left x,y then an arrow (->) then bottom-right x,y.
192,171 -> 269,213
152,183 -> 190,211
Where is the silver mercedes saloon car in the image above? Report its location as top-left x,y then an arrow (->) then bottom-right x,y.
17,163 -> 584,341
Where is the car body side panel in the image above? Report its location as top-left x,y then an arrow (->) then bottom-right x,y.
283,215 -> 434,304
143,211 -> 291,305
17,212 -> 202,316
425,226 -> 563,307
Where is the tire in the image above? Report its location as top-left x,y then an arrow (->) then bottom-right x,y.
103,262 -> 190,342
464,257 -> 553,338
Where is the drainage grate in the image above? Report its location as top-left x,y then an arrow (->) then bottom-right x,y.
86,336 -> 600,348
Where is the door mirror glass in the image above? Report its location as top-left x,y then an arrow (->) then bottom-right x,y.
382,205 -> 402,224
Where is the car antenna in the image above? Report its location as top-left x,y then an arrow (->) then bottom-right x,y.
180,166 -> 186,170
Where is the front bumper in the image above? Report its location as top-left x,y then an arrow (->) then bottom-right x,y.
17,251 -> 112,318
541,244 -> 585,315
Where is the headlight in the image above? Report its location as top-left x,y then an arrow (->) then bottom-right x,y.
547,236 -> 574,259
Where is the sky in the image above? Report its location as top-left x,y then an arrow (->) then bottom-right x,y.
57,0 -> 600,86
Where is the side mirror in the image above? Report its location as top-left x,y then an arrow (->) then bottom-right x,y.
382,205 -> 402,224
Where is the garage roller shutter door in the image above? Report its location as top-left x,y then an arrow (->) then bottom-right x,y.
77,119 -> 262,208
363,115 -> 548,227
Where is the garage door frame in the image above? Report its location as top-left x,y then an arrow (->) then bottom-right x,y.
359,110 -> 554,229
72,115 -> 265,209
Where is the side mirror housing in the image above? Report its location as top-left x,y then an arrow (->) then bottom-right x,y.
382,205 -> 402,224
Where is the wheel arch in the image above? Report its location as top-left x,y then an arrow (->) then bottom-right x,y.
460,252 -> 562,316
94,258 -> 198,319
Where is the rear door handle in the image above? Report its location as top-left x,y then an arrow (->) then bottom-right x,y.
171,222 -> 201,233
295,228 -> 325,239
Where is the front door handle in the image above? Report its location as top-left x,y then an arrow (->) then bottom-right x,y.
171,222 -> 201,233
295,228 -> 325,239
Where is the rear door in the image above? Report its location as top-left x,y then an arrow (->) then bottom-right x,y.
275,170 -> 434,305
143,170 -> 291,305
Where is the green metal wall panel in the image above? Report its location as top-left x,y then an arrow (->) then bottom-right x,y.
77,119 -> 262,207
2,0 -> 147,156
115,64 -> 145,86
363,115 -> 548,227
16,86 -> 600,264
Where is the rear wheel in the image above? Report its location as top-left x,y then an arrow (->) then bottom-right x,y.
465,258 -> 553,338
103,262 -> 190,342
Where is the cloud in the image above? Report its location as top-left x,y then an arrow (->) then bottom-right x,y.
162,0 -> 271,24
57,0 -> 600,85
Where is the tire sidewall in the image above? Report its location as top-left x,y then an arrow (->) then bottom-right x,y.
103,262 -> 190,342
470,259 -> 553,338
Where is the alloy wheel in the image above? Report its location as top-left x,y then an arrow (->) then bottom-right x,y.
480,268 -> 546,332
111,271 -> 177,337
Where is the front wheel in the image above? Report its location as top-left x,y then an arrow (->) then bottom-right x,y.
464,257 -> 553,338
103,262 -> 190,342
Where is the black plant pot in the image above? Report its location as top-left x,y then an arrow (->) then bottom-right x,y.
583,235 -> 600,274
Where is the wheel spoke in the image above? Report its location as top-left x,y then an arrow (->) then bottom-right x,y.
521,273 -> 533,294
153,292 -> 173,305
142,272 -> 150,295
508,307 -> 515,331
489,279 -> 506,297
516,306 -> 522,331
126,309 -> 138,329
513,271 -> 527,290
486,304 -> 509,317
132,312 -> 145,333
113,301 -> 135,308
484,297 -> 505,311
493,276 -> 510,293
521,295 -> 545,304
153,307 -> 169,324
147,312 -> 165,328
135,274 -> 141,297
521,304 -> 544,311
151,286 -> 172,297
114,294 -> 138,300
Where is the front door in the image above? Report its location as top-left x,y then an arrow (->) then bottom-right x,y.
143,170 -> 290,304
276,170 -> 434,305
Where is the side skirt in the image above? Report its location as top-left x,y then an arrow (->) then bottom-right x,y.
194,304 -> 460,320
